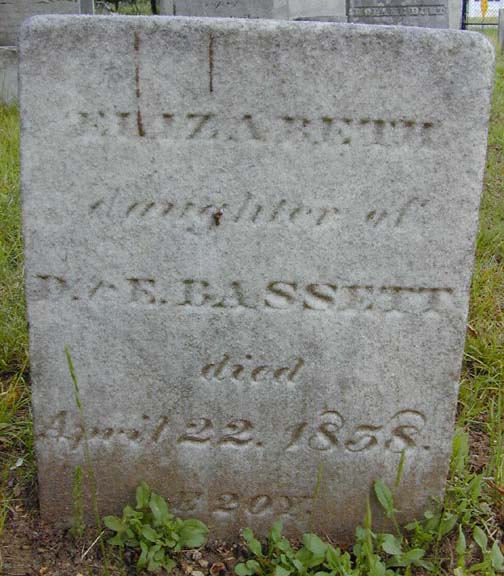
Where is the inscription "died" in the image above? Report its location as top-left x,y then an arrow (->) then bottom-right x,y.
201,355 -> 304,384
33,275 -> 456,315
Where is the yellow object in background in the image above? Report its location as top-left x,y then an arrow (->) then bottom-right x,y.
481,0 -> 488,17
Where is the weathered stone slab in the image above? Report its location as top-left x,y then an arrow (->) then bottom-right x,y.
159,0 -> 347,20
287,0 -> 347,21
348,0 -> 448,27
448,0 -> 462,28
159,0 -> 284,18
0,0 -> 79,46
500,9 -> 504,52
21,16 -> 494,540
0,47 -> 18,104
80,0 -> 95,15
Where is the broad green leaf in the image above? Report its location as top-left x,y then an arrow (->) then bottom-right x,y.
235,563 -> 254,576
162,557 -> 177,572
246,560 -> 261,572
150,492 -> 170,525
108,533 -> 126,547
271,520 -> 283,543
325,545 -> 341,569
381,534 -> 402,556
147,557 -> 162,573
243,528 -> 255,543
438,513 -> 458,537
303,533 -> 327,556
456,526 -> 466,558
274,566 -> 291,576
308,555 -> 326,569
103,515 -> 125,533
242,529 -> 262,557
369,556 -> 386,576
180,519 -> 209,548
473,526 -> 488,552
138,541 -> 149,570
136,480 -> 151,509
491,540 -> 504,570
374,480 -> 395,517
399,548 -> 425,564
141,525 -> 159,543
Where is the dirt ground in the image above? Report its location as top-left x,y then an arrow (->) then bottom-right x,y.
0,503 -> 243,576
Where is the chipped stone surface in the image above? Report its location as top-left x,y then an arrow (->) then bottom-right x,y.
21,16 -> 494,540
0,0 -> 79,47
348,0 -> 448,27
0,47 -> 18,104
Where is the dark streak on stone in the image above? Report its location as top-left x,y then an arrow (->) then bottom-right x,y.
137,110 -> 146,138
209,34 -> 214,94
134,32 -> 145,137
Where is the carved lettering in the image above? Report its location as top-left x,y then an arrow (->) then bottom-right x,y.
72,111 -> 440,148
201,355 -> 304,384
32,274 -> 457,315
37,408 -> 428,455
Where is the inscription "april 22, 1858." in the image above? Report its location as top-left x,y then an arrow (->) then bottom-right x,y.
38,408 -> 428,454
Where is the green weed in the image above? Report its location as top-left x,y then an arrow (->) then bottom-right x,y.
104,481 -> 208,574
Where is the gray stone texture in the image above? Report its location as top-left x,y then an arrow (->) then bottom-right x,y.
285,0 -> 347,21
80,0 -> 95,14
0,47 -> 18,104
159,0 -> 347,20
500,9 -> 504,52
21,16 -> 494,540
159,0 -> 284,17
448,0 -> 462,28
348,0 -> 448,26
0,0 -> 79,46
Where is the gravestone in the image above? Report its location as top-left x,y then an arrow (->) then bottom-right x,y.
0,0 -> 92,104
285,0 -> 347,21
0,0 -> 80,47
500,9 -> 504,52
348,0 -> 448,26
0,47 -> 18,105
80,0 -> 95,14
21,16 -> 494,540
159,0 -> 283,17
159,0 -> 347,21
448,0 -> 463,28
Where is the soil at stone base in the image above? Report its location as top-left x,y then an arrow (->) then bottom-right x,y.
0,506 -> 243,576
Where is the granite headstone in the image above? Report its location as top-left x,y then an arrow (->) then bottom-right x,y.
159,0 -> 347,21
500,9 -> 504,52
21,16 -> 494,540
0,47 -> 18,104
348,0 -> 448,27
0,0 -> 80,47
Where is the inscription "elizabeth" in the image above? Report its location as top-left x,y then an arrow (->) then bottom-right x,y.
32,276 -> 456,315
74,110 -> 438,147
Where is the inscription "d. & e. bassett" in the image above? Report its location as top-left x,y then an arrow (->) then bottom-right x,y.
32,276 -> 456,315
